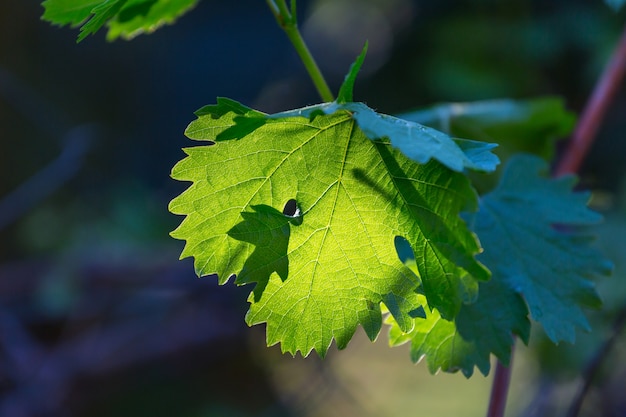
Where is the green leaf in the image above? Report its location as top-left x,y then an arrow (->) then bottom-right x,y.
386,294 -> 491,378
41,0 -> 198,41
170,99 -> 492,356
386,259 -> 530,377
78,0 -> 127,42
386,153 -> 607,376
106,0 -> 198,40
474,154 -> 612,343
42,0 -> 104,25
336,42 -> 368,104
272,102 -> 499,173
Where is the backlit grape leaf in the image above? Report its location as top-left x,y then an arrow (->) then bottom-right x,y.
474,154 -> 612,343
41,0 -> 198,42
169,98 -> 495,356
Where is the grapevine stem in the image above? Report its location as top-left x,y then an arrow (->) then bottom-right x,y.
266,0 -> 335,102
551,20 -> 626,417
486,344 -> 515,417
565,305 -> 626,417
555,22 -> 626,176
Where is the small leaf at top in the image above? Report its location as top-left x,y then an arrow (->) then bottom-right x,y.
42,0 -> 103,25
77,0 -> 127,42
337,42 -> 368,104
41,0 -> 198,42
105,0 -> 198,40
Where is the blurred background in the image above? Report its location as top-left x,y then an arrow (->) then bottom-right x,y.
1,0 -> 626,416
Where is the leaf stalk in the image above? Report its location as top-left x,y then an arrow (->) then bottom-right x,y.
266,0 -> 335,102
486,344 -> 514,417
555,22 -> 626,176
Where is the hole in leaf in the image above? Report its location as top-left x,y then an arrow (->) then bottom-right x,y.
283,199 -> 303,226
395,236 -> 421,284
283,199 -> 301,218
394,236 -> 414,263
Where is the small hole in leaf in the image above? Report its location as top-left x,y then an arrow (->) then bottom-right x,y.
394,236 -> 414,263
283,199 -> 301,218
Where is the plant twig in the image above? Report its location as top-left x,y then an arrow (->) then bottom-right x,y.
266,0 -> 335,102
487,344 -> 515,417
487,20 -> 626,417
555,23 -> 626,176
565,305 -> 626,417
553,21 -> 626,417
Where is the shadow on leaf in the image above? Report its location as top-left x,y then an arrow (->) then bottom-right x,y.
228,204 -> 301,301
118,0 -> 158,22
352,142 -> 488,319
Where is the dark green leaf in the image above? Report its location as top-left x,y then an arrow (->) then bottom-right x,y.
387,257 -> 530,377
387,294 -> 491,378
475,154 -> 612,343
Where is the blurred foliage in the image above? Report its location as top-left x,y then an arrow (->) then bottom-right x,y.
399,97 -> 576,192
0,0 -> 626,416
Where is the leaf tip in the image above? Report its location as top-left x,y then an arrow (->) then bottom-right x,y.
336,41 -> 368,104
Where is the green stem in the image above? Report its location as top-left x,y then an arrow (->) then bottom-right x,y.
266,0 -> 335,102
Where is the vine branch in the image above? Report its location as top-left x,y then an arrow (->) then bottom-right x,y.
487,345 -> 515,417
553,20 -> 626,417
266,0 -> 335,102
487,19 -> 626,417
565,305 -> 626,417
555,23 -> 626,176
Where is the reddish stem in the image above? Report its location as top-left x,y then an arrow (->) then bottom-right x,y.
555,23 -> 626,176
487,344 -> 515,417
486,20 -> 626,417
565,305 -> 626,417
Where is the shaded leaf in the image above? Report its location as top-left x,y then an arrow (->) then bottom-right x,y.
387,260 -> 530,377
475,154 -> 612,343
387,294 -> 490,378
